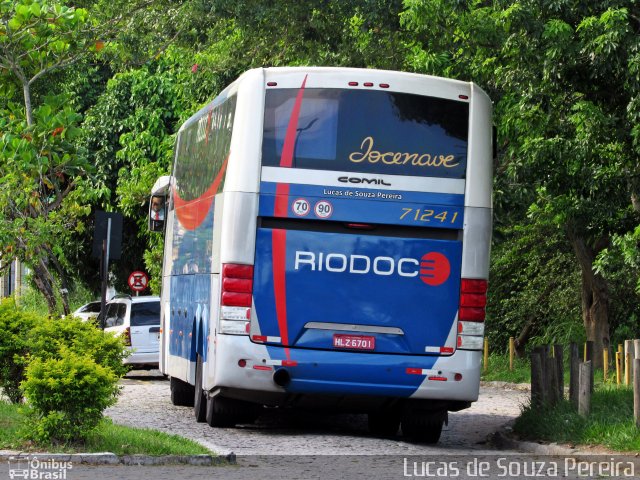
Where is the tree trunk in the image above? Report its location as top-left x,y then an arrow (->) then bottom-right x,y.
30,261 -> 58,314
47,249 -> 71,315
514,318 -> 535,358
22,81 -> 33,127
568,232 -> 610,369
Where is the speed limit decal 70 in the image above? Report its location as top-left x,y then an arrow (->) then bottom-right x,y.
292,198 -> 310,217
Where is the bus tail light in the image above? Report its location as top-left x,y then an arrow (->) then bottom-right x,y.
457,279 -> 487,350
458,279 -> 487,322
221,264 -> 253,333
221,264 -> 253,307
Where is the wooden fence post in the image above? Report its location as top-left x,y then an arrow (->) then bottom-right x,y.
483,337 -> 489,372
616,350 -> 622,385
578,361 -> 592,417
569,342 -> 579,408
585,340 -> 594,392
509,337 -> 515,372
634,358 -> 640,429
531,351 -> 545,408
603,348 -> 609,382
625,340 -> 633,386
554,344 -> 564,400
546,355 -> 559,406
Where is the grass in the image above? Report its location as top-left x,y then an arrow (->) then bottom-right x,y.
0,400 -> 212,456
483,352 -> 639,452
513,385 -> 640,452
481,351 -> 609,385
481,353 -> 531,383
0,400 -> 25,449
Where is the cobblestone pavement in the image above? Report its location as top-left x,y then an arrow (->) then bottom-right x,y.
105,371 -> 530,457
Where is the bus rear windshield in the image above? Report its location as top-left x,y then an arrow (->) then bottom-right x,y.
262,89 -> 469,179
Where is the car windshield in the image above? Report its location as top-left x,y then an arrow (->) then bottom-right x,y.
81,302 -> 102,313
131,302 -> 160,326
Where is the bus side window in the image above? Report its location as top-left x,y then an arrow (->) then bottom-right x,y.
149,195 -> 166,232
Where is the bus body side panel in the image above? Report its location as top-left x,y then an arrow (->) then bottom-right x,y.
160,81 -> 243,387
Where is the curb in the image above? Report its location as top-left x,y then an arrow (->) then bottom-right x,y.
489,431 -> 592,456
0,451 -> 236,466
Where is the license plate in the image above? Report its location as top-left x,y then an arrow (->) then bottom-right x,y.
333,334 -> 375,351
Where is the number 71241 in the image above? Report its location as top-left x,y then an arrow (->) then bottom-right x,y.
400,208 -> 458,224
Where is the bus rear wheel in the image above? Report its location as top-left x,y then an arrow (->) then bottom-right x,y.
170,377 -> 194,407
367,411 -> 400,437
401,410 -> 447,444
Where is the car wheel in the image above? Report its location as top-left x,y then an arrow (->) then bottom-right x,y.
193,354 -> 207,422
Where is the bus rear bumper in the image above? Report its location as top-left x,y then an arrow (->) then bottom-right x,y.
212,335 -> 482,406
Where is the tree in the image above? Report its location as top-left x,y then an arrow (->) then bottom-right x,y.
0,1 -> 101,313
0,0 -> 178,310
403,1 -> 640,365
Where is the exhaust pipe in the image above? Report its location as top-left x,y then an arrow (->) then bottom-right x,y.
273,368 -> 291,387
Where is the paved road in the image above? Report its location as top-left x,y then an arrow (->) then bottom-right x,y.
4,374 -> 639,479
105,370 -> 529,457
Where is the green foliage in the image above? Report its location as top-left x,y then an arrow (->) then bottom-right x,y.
0,94 -> 92,256
21,349 -> 119,444
0,297 -> 128,411
487,221 -> 582,350
81,57 -> 191,292
0,1 -> 91,85
25,314 -> 130,379
481,353 -> 531,384
1,399 -> 211,454
403,0 -> 640,350
0,298 -> 39,403
514,385 -> 639,452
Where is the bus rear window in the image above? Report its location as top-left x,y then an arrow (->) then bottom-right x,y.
262,89 -> 468,179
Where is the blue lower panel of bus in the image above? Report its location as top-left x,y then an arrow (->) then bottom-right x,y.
265,346 -> 434,397
253,227 -> 462,356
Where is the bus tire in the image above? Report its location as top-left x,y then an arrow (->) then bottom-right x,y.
206,396 -> 261,428
193,354 -> 207,422
367,411 -> 400,437
401,410 -> 446,444
170,376 -> 194,407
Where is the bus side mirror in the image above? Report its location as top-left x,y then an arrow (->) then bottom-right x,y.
149,195 -> 166,232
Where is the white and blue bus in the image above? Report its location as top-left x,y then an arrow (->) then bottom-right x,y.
149,67 -> 493,443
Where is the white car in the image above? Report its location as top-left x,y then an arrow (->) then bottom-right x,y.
70,300 -> 102,322
101,295 -> 160,369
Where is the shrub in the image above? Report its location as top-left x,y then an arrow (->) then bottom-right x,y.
21,348 -> 120,444
0,298 -> 38,403
26,315 -> 130,378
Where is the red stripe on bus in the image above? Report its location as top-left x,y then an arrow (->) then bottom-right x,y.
272,229 -> 290,350
279,75 -> 308,168
174,155 -> 229,230
274,183 -> 290,217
